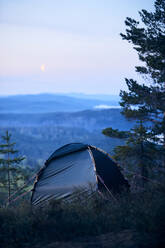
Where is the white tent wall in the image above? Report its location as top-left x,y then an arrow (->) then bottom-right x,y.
31,149 -> 97,205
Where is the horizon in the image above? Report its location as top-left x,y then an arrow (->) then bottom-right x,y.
0,92 -> 120,97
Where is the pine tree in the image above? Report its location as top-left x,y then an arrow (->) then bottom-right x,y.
119,0 -> 165,161
103,0 -> 165,182
0,131 -> 24,204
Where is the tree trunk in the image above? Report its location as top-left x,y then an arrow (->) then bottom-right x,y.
140,141 -> 148,187
163,80 -> 165,167
139,121 -> 148,187
163,115 -> 165,168
7,150 -> 11,204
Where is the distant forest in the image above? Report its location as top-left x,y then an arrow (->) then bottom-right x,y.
0,109 -> 134,167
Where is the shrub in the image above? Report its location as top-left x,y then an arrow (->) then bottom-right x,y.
0,184 -> 165,248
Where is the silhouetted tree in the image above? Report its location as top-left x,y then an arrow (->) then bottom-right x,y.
0,131 -> 24,204
103,0 -> 165,182
120,0 -> 165,159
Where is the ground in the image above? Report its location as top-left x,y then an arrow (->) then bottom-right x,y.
33,230 -> 163,248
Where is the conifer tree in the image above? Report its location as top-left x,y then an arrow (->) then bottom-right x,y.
103,0 -> 165,180
0,131 -> 24,204
119,0 -> 165,156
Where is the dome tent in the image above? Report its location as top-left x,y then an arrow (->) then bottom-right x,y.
31,143 -> 129,205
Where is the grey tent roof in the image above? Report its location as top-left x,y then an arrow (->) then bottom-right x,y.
45,143 -> 89,164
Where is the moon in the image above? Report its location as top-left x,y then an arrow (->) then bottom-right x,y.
40,64 -> 45,72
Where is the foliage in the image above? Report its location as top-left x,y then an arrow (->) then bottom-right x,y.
120,0 -> 165,146
120,0 -> 165,83
102,128 -> 130,139
103,0 -> 165,180
0,184 -> 165,248
0,131 -> 25,203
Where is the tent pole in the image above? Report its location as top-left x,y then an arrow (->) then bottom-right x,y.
96,174 -> 118,202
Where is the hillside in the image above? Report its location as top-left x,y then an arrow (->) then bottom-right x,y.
0,109 -> 133,131
0,109 -> 134,166
0,94 -> 120,113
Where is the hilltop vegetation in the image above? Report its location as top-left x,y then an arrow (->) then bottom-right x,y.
0,184 -> 165,248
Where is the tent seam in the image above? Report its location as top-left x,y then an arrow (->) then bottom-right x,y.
88,147 -> 98,189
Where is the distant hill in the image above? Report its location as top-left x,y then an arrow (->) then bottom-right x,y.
0,109 -> 133,131
58,93 -> 120,101
0,93 -> 120,113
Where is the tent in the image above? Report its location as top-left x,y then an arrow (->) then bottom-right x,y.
31,143 -> 129,205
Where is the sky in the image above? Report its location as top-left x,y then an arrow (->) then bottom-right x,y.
0,0 -> 155,95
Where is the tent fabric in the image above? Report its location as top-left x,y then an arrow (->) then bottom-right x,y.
90,147 -> 129,193
31,143 -> 129,205
45,143 -> 88,164
32,149 -> 97,205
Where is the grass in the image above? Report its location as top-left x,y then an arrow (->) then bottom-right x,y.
0,183 -> 165,248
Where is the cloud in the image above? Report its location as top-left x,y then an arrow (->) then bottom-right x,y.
94,105 -> 121,109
